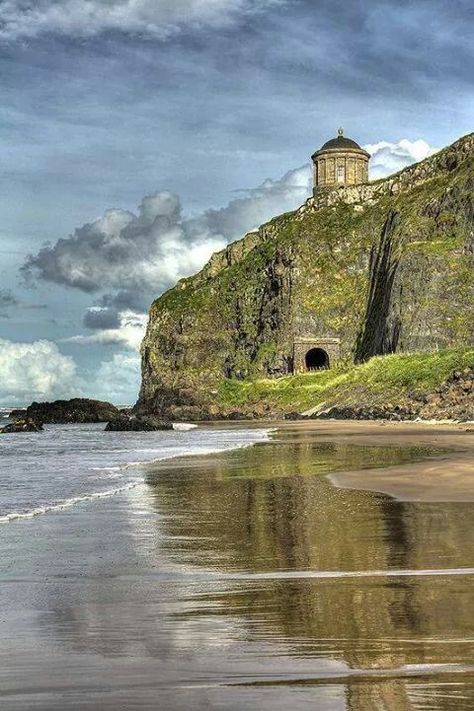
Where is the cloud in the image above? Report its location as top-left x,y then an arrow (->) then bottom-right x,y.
0,0 -> 285,41
68,310 -> 148,350
92,352 -> 141,404
0,338 -> 79,405
83,306 -> 121,331
23,166 -> 312,306
0,289 -> 48,319
0,337 -> 141,405
0,290 -> 17,318
364,139 -> 438,180
0,289 -> 19,309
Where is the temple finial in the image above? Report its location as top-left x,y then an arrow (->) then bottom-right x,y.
338,127 -> 344,137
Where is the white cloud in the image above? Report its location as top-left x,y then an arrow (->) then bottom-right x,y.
365,138 -> 438,179
23,166 -> 312,304
92,352 -> 141,404
23,165 -> 311,360
67,310 -> 148,351
0,337 -> 141,406
0,0 -> 285,40
0,338 -> 79,405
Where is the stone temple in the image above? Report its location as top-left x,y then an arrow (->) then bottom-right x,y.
312,129 -> 370,195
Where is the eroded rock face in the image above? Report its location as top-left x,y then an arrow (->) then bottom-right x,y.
138,132 -> 474,419
27,399 -> 120,424
418,367 -> 474,421
105,415 -> 173,432
1,418 -> 43,433
355,210 -> 403,363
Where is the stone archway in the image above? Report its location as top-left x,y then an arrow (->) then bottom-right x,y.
293,337 -> 340,374
305,347 -> 329,371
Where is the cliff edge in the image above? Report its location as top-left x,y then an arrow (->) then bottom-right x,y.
137,133 -> 474,419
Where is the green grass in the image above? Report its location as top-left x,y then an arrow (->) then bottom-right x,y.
217,348 -> 474,413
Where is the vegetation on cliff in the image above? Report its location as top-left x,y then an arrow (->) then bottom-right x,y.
218,347 -> 474,420
138,134 -> 474,420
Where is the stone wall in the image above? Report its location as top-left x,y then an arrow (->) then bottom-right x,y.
313,150 -> 369,191
293,338 -> 341,373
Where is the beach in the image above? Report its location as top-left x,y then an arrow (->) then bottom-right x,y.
1,420 -> 474,710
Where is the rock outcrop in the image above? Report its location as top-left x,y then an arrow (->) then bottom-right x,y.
27,398 -> 120,424
137,133 -> 474,419
8,409 -> 27,419
1,418 -> 43,433
418,367 -> 474,421
105,415 -> 173,431
354,210 -> 403,363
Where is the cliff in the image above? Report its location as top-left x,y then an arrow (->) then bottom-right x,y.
137,133 -> 474,419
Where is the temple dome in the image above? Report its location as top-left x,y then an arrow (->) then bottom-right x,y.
311,129 -> 370,193
320,134 -> 363,151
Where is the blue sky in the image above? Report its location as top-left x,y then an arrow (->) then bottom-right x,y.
0,0 -> 472,405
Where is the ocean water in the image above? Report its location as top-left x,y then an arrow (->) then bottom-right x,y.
0,420 -> 271,523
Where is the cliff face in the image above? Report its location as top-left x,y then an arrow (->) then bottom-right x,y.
137,134 -> 474,418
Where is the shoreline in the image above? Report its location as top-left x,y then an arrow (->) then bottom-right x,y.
148,419 -> 474,503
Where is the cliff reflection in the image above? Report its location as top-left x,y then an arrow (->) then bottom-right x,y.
148,431 -> 474,709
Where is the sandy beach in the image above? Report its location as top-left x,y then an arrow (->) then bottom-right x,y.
1,420 -> 474,710
277,420 -> 474,501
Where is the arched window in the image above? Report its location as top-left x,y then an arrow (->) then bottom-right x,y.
337,165 -> 345,183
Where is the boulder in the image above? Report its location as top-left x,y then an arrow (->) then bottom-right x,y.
8,408 -> 27,420
1,418 -> 43,433
26,398 -> 120,424
105,415 -> 173,432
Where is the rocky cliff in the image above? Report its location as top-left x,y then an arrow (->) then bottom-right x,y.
137,133 -> 474,419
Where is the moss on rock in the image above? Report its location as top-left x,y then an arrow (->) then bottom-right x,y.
137,134 -> 474,418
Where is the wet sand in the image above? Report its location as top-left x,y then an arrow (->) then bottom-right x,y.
1,420 -> 474,710
275,420 -> 474,501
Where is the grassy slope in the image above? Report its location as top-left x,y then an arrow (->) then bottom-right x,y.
217,348 -> 474,414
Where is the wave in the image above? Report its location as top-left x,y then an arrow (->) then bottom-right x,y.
0,427 -> 272,524
0,481 -> 140,524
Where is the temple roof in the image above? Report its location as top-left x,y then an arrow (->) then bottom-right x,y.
312,130 -> 370,160
320,134 -> 362,151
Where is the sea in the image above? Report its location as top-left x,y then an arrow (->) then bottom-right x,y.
0,408 -> 271,523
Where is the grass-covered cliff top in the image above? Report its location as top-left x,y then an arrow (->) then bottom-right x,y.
139,133 -> 474,420
218,348 -> 474,415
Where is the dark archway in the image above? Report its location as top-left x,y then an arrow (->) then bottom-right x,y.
305,348 -> 329,371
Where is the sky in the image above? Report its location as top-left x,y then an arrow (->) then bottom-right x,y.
0,0 -> 472,405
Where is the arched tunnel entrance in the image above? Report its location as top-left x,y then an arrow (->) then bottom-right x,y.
305,347 -> 329,371
293,338 -> 340,373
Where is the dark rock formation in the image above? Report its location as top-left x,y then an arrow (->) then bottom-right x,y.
105,415 -> 173,431
315,404 -> 419,422
27,398 -> 120,424
1,418 -> 43,433
8,409 -> 27,419
354,210 -> 403,363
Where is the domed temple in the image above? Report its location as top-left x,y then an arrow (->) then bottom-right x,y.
312,129 -> 370,194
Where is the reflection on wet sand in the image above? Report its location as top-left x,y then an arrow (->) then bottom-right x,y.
146,425 -> 474,709
2,422 -> 474,710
